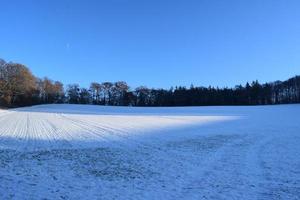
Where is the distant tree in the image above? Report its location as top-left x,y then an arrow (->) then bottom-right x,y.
102,82 -> 113,105
0,60 -> 7,102
53,81 -> 65,103
135,86 -> 151,106
90,82 -> 102,104
113,81 -> 129,106
79,88 -> 92,104
37,78 -> 65,104
66,84 -> 80,104
250,80 -> 262,105
1,57 -> 300,108
0,62 -> 37,106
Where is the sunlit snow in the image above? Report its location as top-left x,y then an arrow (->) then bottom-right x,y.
0,104 -> 299,199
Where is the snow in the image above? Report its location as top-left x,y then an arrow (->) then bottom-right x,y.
0,104 -> 300,199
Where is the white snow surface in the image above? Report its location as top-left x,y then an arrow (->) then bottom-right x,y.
0,104 -> 300,199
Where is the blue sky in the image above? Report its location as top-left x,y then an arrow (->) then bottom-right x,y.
0,0 -> 300,88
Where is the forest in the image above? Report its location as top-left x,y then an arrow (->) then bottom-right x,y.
1,58 -> 300,108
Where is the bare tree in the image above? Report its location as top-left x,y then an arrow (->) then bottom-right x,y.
90,82 -> 102,104
135,86 -> 150,106
66,84 -> 80,104
113,81 -> 129,106
102,82 -> 113,105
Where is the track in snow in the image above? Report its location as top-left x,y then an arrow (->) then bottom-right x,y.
0,104 -> 300,199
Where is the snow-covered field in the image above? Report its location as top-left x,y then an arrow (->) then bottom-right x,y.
0,104 -> 299,199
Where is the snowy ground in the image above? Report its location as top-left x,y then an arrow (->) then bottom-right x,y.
0,104 -> 300,199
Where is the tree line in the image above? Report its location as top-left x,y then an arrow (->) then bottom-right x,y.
1,58 -> 300,108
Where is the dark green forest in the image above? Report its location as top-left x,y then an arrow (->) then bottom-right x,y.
1,58 -> 300,108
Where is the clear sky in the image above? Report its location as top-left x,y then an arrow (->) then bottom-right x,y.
0,0 -> 300,89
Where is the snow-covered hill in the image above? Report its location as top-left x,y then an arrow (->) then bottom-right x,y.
0,104 -> 300,199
